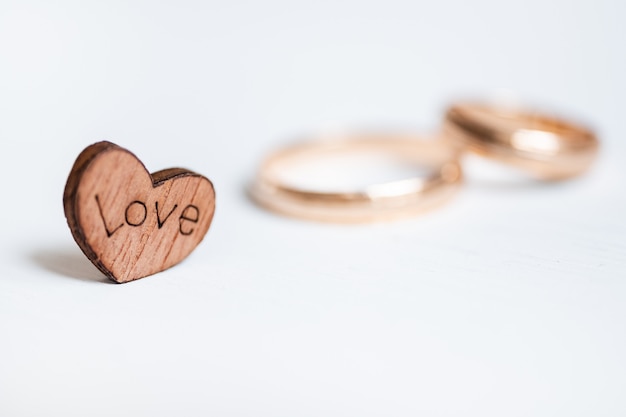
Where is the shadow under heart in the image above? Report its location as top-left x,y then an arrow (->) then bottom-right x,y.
29,247 -> 114,284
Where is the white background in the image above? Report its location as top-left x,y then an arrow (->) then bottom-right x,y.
1,0 -> 625,415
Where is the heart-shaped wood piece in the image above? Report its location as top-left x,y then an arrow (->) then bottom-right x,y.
63,141 -> 215,283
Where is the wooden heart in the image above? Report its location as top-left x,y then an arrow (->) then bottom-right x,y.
63,141 -> 216,283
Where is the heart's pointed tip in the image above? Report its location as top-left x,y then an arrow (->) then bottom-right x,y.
110,271 -> 159,284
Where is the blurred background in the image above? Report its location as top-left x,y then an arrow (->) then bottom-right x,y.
1,1 -> 625,416
1,0 -> 623,186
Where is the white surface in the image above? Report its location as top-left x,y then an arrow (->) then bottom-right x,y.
1,0 -> 625,416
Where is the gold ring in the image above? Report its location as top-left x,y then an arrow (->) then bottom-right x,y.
443,102 -> 599,180
249,134 -> 463,223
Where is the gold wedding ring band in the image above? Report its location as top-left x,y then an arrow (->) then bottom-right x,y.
251,102 -> 599,222
250,135 -> 463,223
443,102 -> 599,180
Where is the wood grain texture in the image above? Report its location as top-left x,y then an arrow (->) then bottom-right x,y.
63,141 -> 216,283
